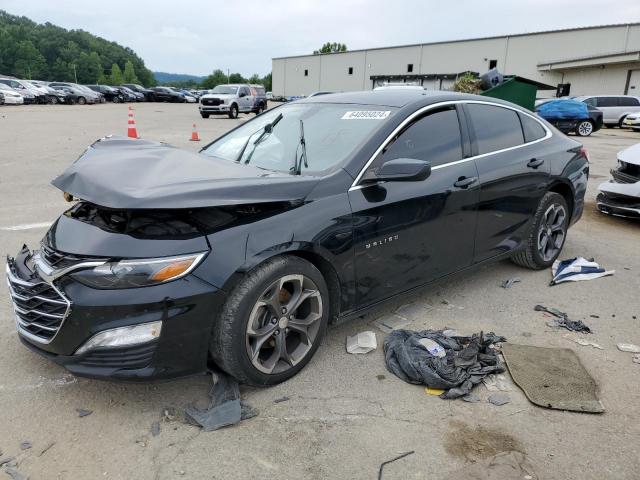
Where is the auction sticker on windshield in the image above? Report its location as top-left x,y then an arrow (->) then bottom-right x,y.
341,111 -> 391,120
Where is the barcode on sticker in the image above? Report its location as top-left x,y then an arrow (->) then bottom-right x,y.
341,111 -> 391,120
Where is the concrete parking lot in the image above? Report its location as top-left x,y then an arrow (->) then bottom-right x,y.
0,103 -> 639,480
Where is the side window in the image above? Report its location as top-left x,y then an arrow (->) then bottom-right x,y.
370,107 -> 462,172
596,97 -> 617,107
518,113 -> 547,143
466,104 -> 524,154
582,98 -> 596,107
619,96 -> 640,107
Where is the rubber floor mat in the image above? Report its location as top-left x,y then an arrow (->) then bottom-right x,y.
502,343 -> 604,413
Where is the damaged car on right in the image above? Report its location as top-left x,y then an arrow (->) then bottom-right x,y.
597,142 -> 640,219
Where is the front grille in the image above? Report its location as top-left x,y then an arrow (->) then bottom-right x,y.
6,260 -> 70,342
203,98 -> 222,106
76,342 -> 157,369
40,244 -> 92,270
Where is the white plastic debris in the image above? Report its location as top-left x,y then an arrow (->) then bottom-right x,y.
417,338 -> 446,358
617,343 -> 640,353
564,334 -> 604,350
483,374 -> 511,392
346,331 -> 377,354
373,314 -> 411,333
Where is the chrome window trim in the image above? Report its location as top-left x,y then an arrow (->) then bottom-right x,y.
349,99 -> 552,190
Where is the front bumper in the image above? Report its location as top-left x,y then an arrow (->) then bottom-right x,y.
6,247 -> 225,381
200,104 -> 230,113
596,192 -> 640,219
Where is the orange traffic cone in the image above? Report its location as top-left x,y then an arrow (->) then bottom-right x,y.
190,123 -> 200,141
127,106 -> 140,139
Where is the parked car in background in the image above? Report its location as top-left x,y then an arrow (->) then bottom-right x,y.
535,99 -> 603,136
199,84 -> 260,118
122,83 -> 154,101
622,113 -> 640,132
6,91 -> 588,384
0,83 -> 26,104
266,91 -> 273,100
87,85 -> 124,103
574,95 -> 640,128
50,85 -> 96,105
0,91 -> 3,105
0,78 -> 45,103
173,88 -> 197,103
30,81 -> 69,104
597,142 -> 640,219
121,86 -> 144,102
151,86 -> 185,102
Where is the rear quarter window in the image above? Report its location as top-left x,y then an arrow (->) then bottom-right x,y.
619,97 -> 640,107
518,113 -> 547,143
466,104 -> 524,154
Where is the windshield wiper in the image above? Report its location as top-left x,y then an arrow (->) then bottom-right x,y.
235,113 -> 284,164
291,119 -> 308,175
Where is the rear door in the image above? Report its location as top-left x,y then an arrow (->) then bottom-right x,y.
349,105 -> 480,307
464,102 -> 551,263
594,96 -> 620,124
239,87 -> 252,111
618,96 -> 640,121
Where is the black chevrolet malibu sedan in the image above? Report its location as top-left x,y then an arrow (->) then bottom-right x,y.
6,90 -> 588,385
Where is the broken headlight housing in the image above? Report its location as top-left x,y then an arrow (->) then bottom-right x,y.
71,253 -> 206,289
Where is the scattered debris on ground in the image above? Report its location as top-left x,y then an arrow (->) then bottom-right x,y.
617,343 -> 640,353
446,450 -> 538,480
535,304 -> 591,333
374,315 -> 411,333
550,257 -> 614,286
563,335 -> 603,350
378,451 -> 414,480
273,396 -> 290,404
502,344 -> 604,413
501,277 -> 521,289
76,408 -> 93,418
150,421 -> 161,437
346,331 -> 377,354
3,467 -> 27,480
462,394 -> 481,403
18,442 -> 31,451
184,372 -> 258,432
395,302 -> 432,319
633,354 -> 640,364
425,387 -> 445,396
384,329 -> 506,399
0,457 -> 16,468
483,374 -> 511,392
161,407 -> 178,422
488,393 -> 511,406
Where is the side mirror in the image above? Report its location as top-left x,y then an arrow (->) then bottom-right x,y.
371,158 -> 432,182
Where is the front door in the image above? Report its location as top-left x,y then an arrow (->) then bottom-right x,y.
349,105 -> 480,308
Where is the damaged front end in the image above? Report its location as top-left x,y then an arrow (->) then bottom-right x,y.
597,143 -> 640,219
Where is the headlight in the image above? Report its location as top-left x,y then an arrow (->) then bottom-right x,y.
75,321 -> 162,355
71,252 -> 206,289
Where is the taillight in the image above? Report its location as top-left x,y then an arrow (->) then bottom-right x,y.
580,147 -> 589,163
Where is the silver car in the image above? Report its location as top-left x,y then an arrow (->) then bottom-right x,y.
575,95 -> 640,128
199,84 -> 257,119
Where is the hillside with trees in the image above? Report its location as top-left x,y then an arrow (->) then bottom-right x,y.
0,10 -> 155,86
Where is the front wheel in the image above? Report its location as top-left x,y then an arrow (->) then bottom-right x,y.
511,192 -> 569,270
210,255 -> 329,386
113,96 -> 120,103
77,96 -> 86,105
576,120 -> 594,136
200,112 -> 210,119
228,104 -> 239,119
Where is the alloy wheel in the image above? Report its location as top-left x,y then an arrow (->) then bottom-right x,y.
537,204 -> 566,262
245,274 -> 323,374
577,121 -> 593,136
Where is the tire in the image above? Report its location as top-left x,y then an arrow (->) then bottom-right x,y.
619,117 -> 627,128
200,112 -> 210,119
113,96 -> 120,103
50,96 -> 58,105
77,96 -> 86,105
228,104 -> 239,119
576,120 -> 593,136
511,192 -> 569,270
210,255 -> 330,386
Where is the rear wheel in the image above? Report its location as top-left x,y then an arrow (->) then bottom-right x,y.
77,96 -> 86,105
576,120 -> 593,136
228,104 -> 239,119
113,96 -> 120,103
210,255 -> 329,386
511,192 -> 569,270
50,96 -> 58,104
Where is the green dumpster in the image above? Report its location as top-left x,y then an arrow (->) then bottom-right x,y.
480,76 -> 555,111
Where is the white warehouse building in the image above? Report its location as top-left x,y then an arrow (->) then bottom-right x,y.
272,23 -> 640,98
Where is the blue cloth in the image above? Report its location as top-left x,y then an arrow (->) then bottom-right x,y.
536,100 -> 589,121
550,257 -> 614,286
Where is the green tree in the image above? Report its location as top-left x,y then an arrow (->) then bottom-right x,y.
228,72 -> 245,84
50,58 -> 74,81
13,40 -> 48,79
76,51 -> 103,83
261,72 -> 272,91
248,73 -> 261,84
108,63 -> 124,85
313,42 -> 347,54
123,60 -> 140,83
201,69 -> 227,89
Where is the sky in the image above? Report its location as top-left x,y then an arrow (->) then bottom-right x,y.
3,0 -> 640,77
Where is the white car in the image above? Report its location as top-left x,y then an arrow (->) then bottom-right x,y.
597,143 -> 640,219
0,83 -> 24,104
575,95 -> 640,128
622,113 -> 640,132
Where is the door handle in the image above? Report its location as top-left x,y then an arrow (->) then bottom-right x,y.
453,176 -> 478,188
527,158 -> 544,168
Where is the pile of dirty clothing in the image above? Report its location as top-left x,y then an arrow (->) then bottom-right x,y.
383,329 -> 506,399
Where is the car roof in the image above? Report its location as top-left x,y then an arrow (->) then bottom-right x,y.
296,90 -> 498,108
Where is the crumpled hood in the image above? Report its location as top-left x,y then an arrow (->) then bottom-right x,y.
51,136 -> 320,209
618,142 -> 640,166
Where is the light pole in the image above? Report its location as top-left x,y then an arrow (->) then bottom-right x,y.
227,68 -> 230,85
73,64 -> 78,83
